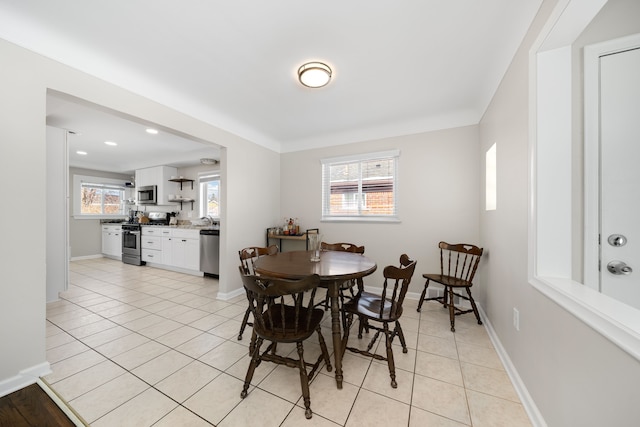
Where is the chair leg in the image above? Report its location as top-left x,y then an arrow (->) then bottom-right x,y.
394,321 -> 408,354
383,322 -> 397,388
342,312 -> 353,354
296,342 -> 313,419
417,279 -> 430,312
466,287 -> 483,325
358,316 -> 370,339
238,307 -> 251,340
316,326 -> 332,372
447,286 -> 456,332
442,285 -> 449,307
241,337 -> 263,398
249,329 -> 257,355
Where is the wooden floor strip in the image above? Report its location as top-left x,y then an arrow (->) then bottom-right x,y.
0,381 -> 84,427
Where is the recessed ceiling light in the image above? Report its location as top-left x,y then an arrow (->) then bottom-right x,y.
200,158 -> 219,165
146,128 -> 158,134
76,151 -> 88,155
298,62 -> 332,88
104,141 -> 117,146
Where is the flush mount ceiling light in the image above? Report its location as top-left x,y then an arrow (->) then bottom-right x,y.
200,158 -> 219,165
104,141 -> 117,146
146,128 -> 158,134
298,62 -> 332,88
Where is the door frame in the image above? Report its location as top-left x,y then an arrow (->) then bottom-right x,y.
584,33 -> 640,290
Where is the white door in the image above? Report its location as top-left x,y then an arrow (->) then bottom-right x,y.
600,47 -> 640,310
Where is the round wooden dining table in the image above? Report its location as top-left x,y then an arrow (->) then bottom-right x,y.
253,249 -> 377,389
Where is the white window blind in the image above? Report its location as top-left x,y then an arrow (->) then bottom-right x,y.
321,150 -> 399,221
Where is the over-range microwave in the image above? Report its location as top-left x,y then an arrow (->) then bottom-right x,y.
137,185 -> 157,205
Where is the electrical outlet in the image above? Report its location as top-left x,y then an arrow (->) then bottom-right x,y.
513,308 -> 520,331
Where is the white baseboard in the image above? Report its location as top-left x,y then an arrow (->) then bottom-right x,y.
365,287 -> 471,308
69,254 -> 103,261
478,305 -> 547,427
217,286 -> 245,301
0,362 -> 51,398
143,261 -> 204,277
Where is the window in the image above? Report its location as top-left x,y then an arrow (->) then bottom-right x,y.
199,173 -> 220,218
321,150 -> 399,221
485,143 -> 497,211
73,175 -> 128,218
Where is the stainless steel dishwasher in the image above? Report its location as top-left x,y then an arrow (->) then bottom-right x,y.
199,229 -> 220,277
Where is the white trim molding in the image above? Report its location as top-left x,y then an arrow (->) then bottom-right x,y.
0,362 -> 52,398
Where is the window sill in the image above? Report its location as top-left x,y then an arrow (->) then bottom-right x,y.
530,276 -> 640,361
321,216 -> 400,223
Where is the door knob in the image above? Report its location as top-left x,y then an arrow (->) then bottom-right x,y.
607,234 -> 627,247
607,260 -> 633,275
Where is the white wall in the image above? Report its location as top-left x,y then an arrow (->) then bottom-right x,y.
0,37 -> 280,395
479,0 -> 640,425
280,125 -> 480,295
46,126 -> 68,302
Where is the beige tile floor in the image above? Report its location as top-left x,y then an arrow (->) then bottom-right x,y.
45,258 -> 532,427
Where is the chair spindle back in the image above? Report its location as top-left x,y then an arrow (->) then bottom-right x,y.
239,245 -> 278,275
439,242 -> 483,283
239,270 -> 321,338
378,255 -> 416,319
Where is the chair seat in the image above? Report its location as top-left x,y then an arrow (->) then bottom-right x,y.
239,272 -> 332,419
417,242 -> 484,332
423,273 -> 471,288
254,304 -> 325,343
342,255 -> 416,389
343,291 -> 403,322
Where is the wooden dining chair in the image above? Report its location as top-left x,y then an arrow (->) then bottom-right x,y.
417,242 -> 484,332
238,269 -> 332,419
237,245 -> 278,346
342,254 -> 416,388
319,242 -> 365,310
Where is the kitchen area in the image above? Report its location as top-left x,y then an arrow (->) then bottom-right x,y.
96,165 -> 220,277
48,95 -> 223,281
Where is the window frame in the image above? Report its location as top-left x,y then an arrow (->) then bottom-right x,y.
321,149 -> 400,223
199,171 -> 220,219
72,174 -> 129,219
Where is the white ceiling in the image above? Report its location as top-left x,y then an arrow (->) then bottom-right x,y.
46,94 -> 221,174
1,1 -> 541,173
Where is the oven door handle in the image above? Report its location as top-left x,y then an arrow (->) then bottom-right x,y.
128,231 -> 140,235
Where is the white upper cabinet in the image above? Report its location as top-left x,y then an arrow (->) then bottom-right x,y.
135,166 -> 179,205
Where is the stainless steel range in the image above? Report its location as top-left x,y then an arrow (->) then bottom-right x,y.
122,212 -> 171,265
122,223 -> 143,265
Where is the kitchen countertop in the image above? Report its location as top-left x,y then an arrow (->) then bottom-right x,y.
99,220 -> 219,230
142,224 -> 220,230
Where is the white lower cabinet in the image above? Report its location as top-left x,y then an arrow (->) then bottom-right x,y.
170,229 -> 200,271
141,227 -> 170,264
101,225 -> 122,259
162,236 -> 173,265
141,226 -> 200,274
